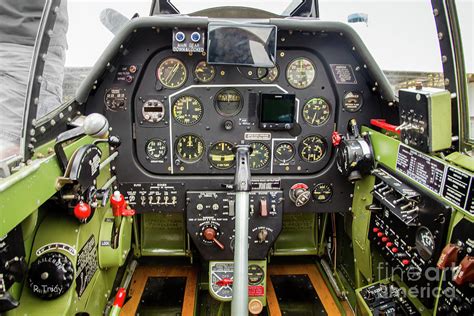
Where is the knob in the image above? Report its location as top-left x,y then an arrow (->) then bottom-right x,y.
386,242 -> 393,248
372,227 -> 380,233
453,255 -> 474,286
437,243 -> 461,269
4,256 -> 27,283
289,183 -> 311,207
203,227 -> 225,250
27,252 -> 74,300
257,229 -> 268,243
73,201 -> 92,222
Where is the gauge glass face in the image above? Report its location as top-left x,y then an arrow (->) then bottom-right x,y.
209,142 -> 235,169
175,134 -> 205,163
249,142 -> 270,170
302,98 -> 331,126
343,91 -> 363,112
275,142 -> 295,163
248,264 -> 264,285
258,66 -> 279,83
286,57 -> 316,89
214,88 -> 243,117
312,183 -> 333,203
194,61 -> 216,83
210,263 -> 234,300
172,95 -> 203,125
157,58 -> 187,89
104,88 -> 126,111
145,138 -> 167,160
415,226 -> 435,261
299,135 -> 326,162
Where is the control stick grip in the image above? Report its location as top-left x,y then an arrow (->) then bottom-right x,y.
234,145 -> 252,192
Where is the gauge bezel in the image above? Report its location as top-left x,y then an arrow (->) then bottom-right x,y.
194,60 -> 216,83
298,134 -> 327,163
249,142 -> 271,170
172,95 -> 203,126
258,65 -> 279,83
302,97 -> 331,126
312,183 -> 333,203
156,57 -> 187,89
343,91 -> 364,112
145,138 -> 167,160
214,88 -> 243,117
286,57 -> 316,89
208,141 -> 236,170
274,142 -> 296,163
175,134 -> 205,163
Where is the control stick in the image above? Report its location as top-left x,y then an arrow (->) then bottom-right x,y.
232,145 -> 251,316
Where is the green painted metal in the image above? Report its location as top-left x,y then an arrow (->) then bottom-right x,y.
425,89 -> 452,152
0,136 -> 100,237
140,213 -> 187,256
273,213 -> 318,255
98,210 -> 133,268
445,151 -> 474,172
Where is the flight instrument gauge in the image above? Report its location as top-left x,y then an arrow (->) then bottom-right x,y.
343,91 -> 363,112
415,226 -> 435,261
209,142 -> 235,169
258,66 -> 279,83
194,61 -> 216,83
312,183 -> 333,203
299,135 -> 326,162
145,138 -> 167,160
275,142 -> 295,163
210,262 -> 234,301
214,88 -> 243,117
302,98 -> 331,126
249,142 -> 270,170
175,134 -> 205,163
172,95 -> 203,125
156,57 -> 187,89
286,57 -> 316,89
248,264 -> 264,285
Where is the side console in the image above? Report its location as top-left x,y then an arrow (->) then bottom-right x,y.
368,168 -> 451,307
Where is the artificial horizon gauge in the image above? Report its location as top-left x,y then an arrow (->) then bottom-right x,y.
343,91 -> 363,112
175,134 -> 205,163
145,138 -> 167,160
312,183 -> 333,203
299,135 -> 326,162
214,88 -> 243,117
142,99 -> 165,123
257,66 -> 279,83
156,57 -> 187,89
302,97 -> 331,126
249,142 -> 271,170
194,61 -> 216,83
172,95 -> 203,125
275,142 -> 295,163
415,226 -> 436,261
209,141 -> 235,169
286,57 -> 316,89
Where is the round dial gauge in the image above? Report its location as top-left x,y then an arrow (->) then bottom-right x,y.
312,183 -> 333,203
172,95 -> 203,125
257,66 -> 279,83
142,99 -> 165,123
248,264 -> 264,285
299,135 -> 326,162
343,91 -> 363,112
275,142 -> 295,163
209,142 -> 235,170
194,61 -> 216,83
249,142 -> 270,170
104,88 -> 126,111
302,98 -> 331,126
156,58 -> 187,89
214,88 -> 243,117
145,138 -> 167,160
210,262 -> 234,300
175,134 -> 205,163
415,226 -> 435,261
286,57 -> 316,89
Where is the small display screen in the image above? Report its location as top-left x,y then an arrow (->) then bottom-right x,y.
207,23 -> 277,67
260,94 -> 295,123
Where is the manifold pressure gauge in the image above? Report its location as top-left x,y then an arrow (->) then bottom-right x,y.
157,57 -> 187,89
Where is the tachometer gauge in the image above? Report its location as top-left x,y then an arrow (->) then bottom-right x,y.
214,88 -> 243,117
248,264 -> 264,285
172,95 -> 203,125
145,138 -> 167,160
209,142 -> 235,170
343,91 -> 363,112
249,142 -> 270,170
312,183 -> 333,203
194,61 -> 216,83
156,57 -> 187,89
257,66 -> 279,83
415,226 -> 435,261
286,57 -> 316,89
302,98 -> 331,126
299,135 -> 326,162
275,142 -> 295,163
175,134 -> 205,163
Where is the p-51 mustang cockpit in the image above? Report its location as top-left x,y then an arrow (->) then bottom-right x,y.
0,0 -> 473,315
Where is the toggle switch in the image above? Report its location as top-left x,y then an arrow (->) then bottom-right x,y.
259,198 -> 268,217
453,256 -> 474,286
437,243 -> 461,269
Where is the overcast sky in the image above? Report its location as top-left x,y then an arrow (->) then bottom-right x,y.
65,0 -> 473,72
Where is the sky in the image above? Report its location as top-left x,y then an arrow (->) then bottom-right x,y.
64,0 -> 473,72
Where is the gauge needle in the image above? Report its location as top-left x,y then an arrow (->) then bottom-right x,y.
311,112 -> 317,124
186,99 -> 189,111
166,63 -> 179,82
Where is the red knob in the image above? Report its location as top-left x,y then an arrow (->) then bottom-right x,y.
382,237 -> 389,243
391,247 -> 399,253
372,228 -> 380,233
377,232 -> 384,238
74,201 -> 91,221
332,131 -> 342,146
386,242 -> 393,248
203,227 -> 225,250
402,259 -> 410,266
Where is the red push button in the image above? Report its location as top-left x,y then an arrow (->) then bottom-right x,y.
382,237 -> 389,243
377,232 -> 384,238
402,259 -> 410,266
373,227 -> 380,233
391,247 -> 399,253
386,242 -> 393,248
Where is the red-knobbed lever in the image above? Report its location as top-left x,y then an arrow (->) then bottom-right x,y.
203,227 -> 225,250
453,256 -> 474,286
215,278 -> 233,287
332,131 -> 342,146
370,119 -> 400,135
110,191 -> 136,217
437,243 -> 461,269
74,201 -> 92,222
